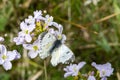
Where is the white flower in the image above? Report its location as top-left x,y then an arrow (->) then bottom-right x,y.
13,35 -> 25,45
54,24 -> 66,43
25,15 -> 35,24
10,50 -> 21,60
34,10 -> 44,20
52,23 -> 63,34
88,76 -> 96,80
44,15 -> 53,28
0,37 -> 4,42
34,10 -> 42,17
23,39 -> 41,58
48,28 -> 55,34
0,45 -> 20,70
64,62 -> 86,78
19,21 -> 35,42
92,62 -> 114,80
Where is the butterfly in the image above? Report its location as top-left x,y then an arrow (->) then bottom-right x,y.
39,31 -> 75,66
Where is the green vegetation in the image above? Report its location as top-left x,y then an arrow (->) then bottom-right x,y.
0,0 -> 120,80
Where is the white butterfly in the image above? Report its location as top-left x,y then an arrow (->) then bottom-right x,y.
39,32 -> 75,66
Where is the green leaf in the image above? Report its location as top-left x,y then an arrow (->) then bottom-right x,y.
0,1 -> 13,31
96,34 -> 111,52
0,73 -> 10,80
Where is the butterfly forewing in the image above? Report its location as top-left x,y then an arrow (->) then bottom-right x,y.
39,32 -> 57,59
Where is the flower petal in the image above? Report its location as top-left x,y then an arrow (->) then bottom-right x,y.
14,51 -> 21,59
58,24 -> 63,34
7,50 -> 20,61
61,34 -> 66,43
3,61 -> 12,70
25,34 -> 32,42
28,51 -> 38,59
48,28 -> 55,34
52,22 -> 58,27
0,54 -> 4,64
0,44 -> 7,55
0,37 -> 4,42
34,10 -> 42,19
101,77 -> 107,80
13,36 -> 25,45
20,22 -> 27,31
88,76 -> 96,80
64,72 -> 73,78
23,44 -> 33,50
12,50 -> 21,60
25,15 -> 35,24
78,61 -> 86,70
28,24 -> 35,32
7,51 -> 16,61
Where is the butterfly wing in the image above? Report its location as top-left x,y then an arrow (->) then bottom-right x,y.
39,32 -> 57,59
50,44 -> 75,66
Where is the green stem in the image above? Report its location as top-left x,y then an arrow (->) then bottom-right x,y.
44,60 -> 47,80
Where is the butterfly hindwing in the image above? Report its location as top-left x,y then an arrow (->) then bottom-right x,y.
50,44 -> 75,66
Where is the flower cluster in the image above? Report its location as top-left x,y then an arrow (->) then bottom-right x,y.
0,37 -> 21,70
13,10 -> 67,60
64,62 -> 114,80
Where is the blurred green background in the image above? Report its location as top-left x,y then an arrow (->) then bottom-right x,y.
0,0 -> 120,80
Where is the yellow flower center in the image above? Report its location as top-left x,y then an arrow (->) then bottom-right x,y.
33,46 -> 38,51
43,23 -> 47,31
73,67 -> 77,72
36,21 -> 44,32
25,30 -> 29,34
57,35 -> 62,40
2,55 -> 7,60
102,70 -> 106,75
48,18 -> 50,22
36,21 -> 41,27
